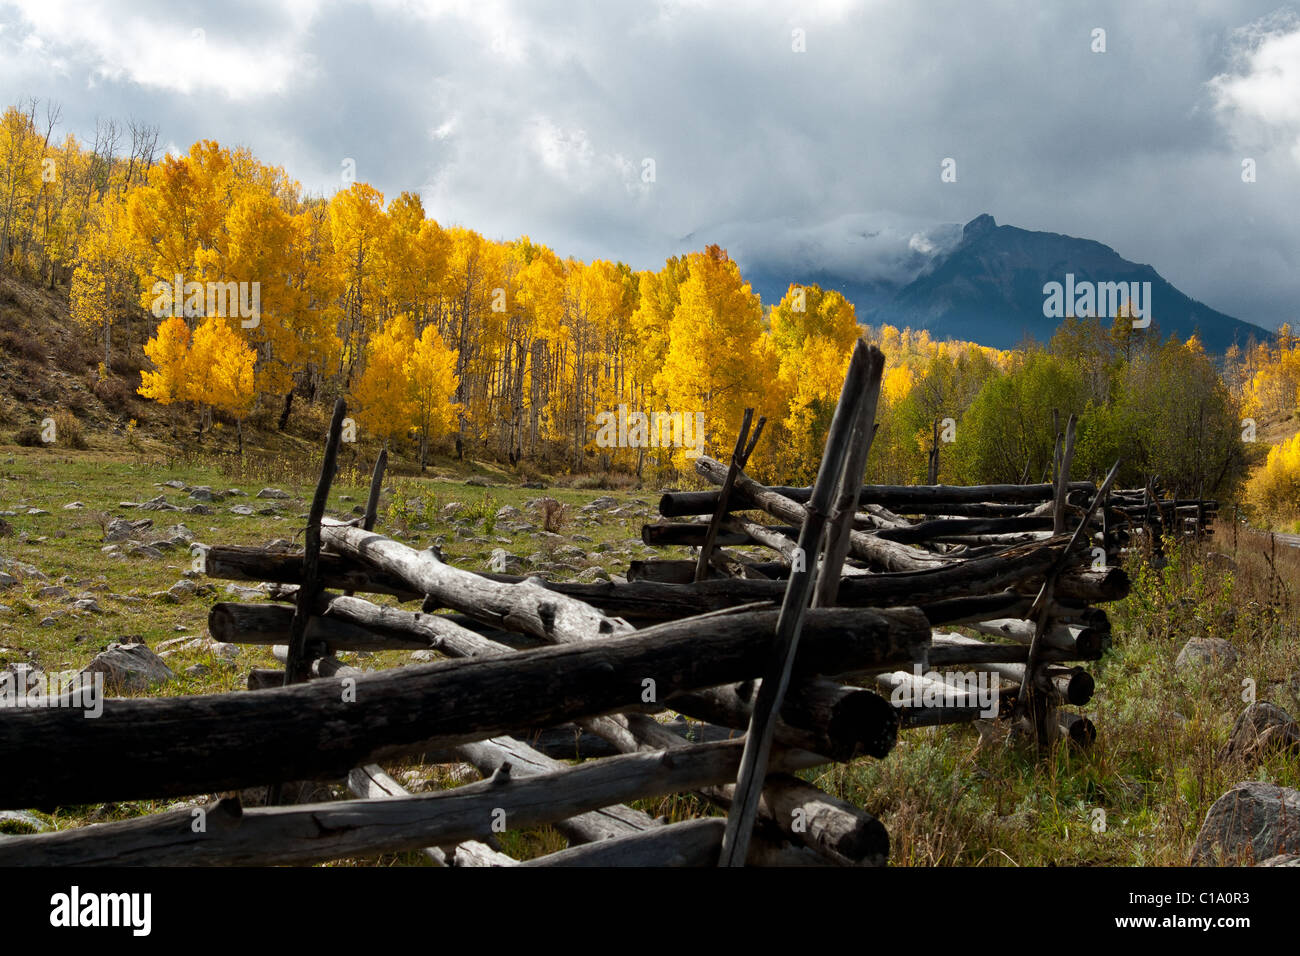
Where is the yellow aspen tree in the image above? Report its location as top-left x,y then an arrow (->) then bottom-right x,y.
408,322 -> 461,469
350,314 -> 416,446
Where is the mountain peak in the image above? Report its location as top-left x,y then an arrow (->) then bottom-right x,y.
963,214 -> 997,240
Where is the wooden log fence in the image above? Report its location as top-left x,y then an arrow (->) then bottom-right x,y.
0,343 -> 1219,867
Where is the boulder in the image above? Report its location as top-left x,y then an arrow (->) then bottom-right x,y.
1219,702 -> 1300,762
78,642 -> 175,693
1175,637 -> 1238,669
256,488 -> 292,500
1191,782 -> 1300,864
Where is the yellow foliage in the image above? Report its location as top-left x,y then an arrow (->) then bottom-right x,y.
1247,431 -> 1300,517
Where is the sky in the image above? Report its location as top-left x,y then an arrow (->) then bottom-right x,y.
2,0 -> 1297,331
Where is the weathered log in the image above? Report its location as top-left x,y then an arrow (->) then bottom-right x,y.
0,739 -> 821,866
0,605 -> 927,808
696,455 -> 948,572
969,618 -> 1110,657
207,540 -> 1090,622
454,735 -> 660,844
642,523 -> 753,547
285,397 -> 348,686
658,481 -> 1099,518
346,763 -> 508,867
1060,712 -> 1097,746
669,678 -> 897,762
579,713 -> 883,865
517,817 -> 825,867
320,520 -> 634,643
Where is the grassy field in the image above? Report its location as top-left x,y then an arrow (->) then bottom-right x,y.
2,438 -> 1298,866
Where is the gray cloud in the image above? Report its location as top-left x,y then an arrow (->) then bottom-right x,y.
1,0 -> 1295,328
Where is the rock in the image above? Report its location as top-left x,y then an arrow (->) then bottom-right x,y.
0,810 -> 51,834
465,477 -> 491,487
26,508 -> 49,516
126,543 -> 164,559
184,664 -> 210,677
257,488 -> 292,499
208,641 -> 240,659
137,495 -> 182,512
410,650 -> 437,663
62,501 -> 84,510
160,479 -> 187,490
105,517 -> 153,543
164,523 -> 195,545
1175,637 -> 1238,669
1219,703 -> 1300,762
1191,782 -> 1300,864
229,504 -> 255,516
576,566 -> 610,582
495,505 -> 522,520
226,488 -> 246,497
71,598 -> 102,613
167,579 -> 199,601
0,572 -> 14,589
37,585 -> 70,600
188,486 -> 221,502
1258,854 -> 1300,867
187,504 -> 214,515
521,481 -> 546,489
79,642 -> 175,693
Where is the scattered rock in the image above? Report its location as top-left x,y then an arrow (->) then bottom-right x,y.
256,488 -> 291,499
79,642 -> 175,693
160,479 -> 188,490
495,505 -> 522,520
188,486 -> 221,502
410,650 -> 437,663
62,501 -> 84,510
126,543 -> 164,559
1175,637 -> 1238,669
229,504 -> 255,516
1258,854 -> 1300,867
104,517 -> 153,543
167,579 -> 199,601
208,641 -> 240,659
187,504 -> 215,515
1219,703 -> 1300,762
1191,782 -> 1300,864
36,585 -> 70,601
0,572 -> 14,589
464,477 -> 491,487
71,598 -> 102,614
26,508 -> 49,516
